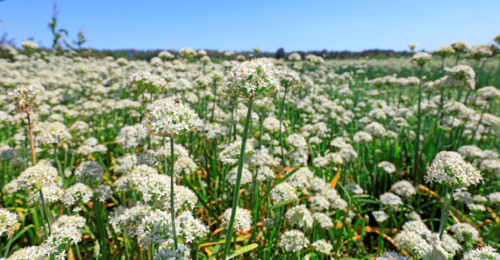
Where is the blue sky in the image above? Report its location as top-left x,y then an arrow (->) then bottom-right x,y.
1,0 -> 499,52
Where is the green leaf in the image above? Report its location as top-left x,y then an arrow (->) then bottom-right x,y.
183,177 -> 220,222
267,198 -> 298,212
2,224 -> 34,255
258,167 -> 300,205
226,244 -> 258,260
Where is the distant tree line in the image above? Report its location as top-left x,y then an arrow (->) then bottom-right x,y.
0,31 -> 414,61
91,48 -> 414,61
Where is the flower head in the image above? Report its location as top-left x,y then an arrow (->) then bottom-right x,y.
223,58 -> 280,99
142,100 -> 201,136
426,151 -> 483,187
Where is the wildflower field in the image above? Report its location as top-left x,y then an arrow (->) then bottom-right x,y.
1,37 -> 500,260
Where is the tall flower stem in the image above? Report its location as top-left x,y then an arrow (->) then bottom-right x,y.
170,137 -> 179,250
438,185 -> 453,239
411,66 -> 423,182
278,87 -> 289,167
26,113 -> 36,166
210,82 -> 217,122
53,145 -> 65,187
39,189 -> 52,236
221,100 -> 253,260
472,102 -> 489,144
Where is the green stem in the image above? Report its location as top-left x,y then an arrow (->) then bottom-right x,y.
439,185 -> 453,239
39,189 -> 52,236
170,137 -> 179,249
221,99 -> 253,259
412,66 -> 424,182
279,87 -> 289,167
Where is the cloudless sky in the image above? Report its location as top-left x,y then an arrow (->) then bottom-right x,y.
1,0 -> 499,52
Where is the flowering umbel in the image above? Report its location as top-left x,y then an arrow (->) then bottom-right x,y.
142,100 -> 201,136
223,58 -> 280,99
8,86 -> 45,114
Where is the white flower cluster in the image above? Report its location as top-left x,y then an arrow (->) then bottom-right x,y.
179,47 -> 197,59
18,164 -> 59,191
137,209 -> 207,250
223,58 -> 280,99
226,165 -> 253,185
309,195 -> 330,212
109,203 -> 152,236
62,183 -> 94,208
126,71 -> 167,91
156,141 -> 189,159
93,184 -> 113,202
379,192 -> 402,209
219,140 -> 254,165
288,52 -> 301,61
156,185 -> 197,212
222,207 -> 252,232
271,182 -> 298,203
372,210 -> 389,223
174,156 -> 197,176
263,117 -> 284,133
426,151 -> 483,187
0,208 -> 21,238
277,68 -> 300,87
279,230 -> 310,252
75,161 -> 103,185
136,209 -> 174,250
311,240 -> 333,255
115,124 -> 147,149
286,134 -> 307,148
391,180 -> 416,197
394,230 -> 432,259
21,40 -> 39,50
450,223 -> 480,243
463,246 -> 500,260
434,45 -> 455,58
312,212 -> 333,228
412,51 -> 432,66
345,183 -> 364,194
143,100 -> 201,136
285,204 -> 314,229
375,251 -> 411,260
36,122 -> 72,145
114,154 -> 138,174
378,161 -> 396,174
27,183 -> 63,205
155,240 -> 191,260
175,211 -> 209,243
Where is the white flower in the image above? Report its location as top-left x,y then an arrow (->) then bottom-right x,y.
285,204 -> 313,229
142,100 -> 201,136
392,180 -> 416,197
279,230 -> 310,252
74,161 -> 103,185
222,207 -> 252,232
219,140 -> 254,165
372,210 -> 389,223
378,161 -> 396,174
18,164 -> 60,191
379,192 -> 402,209
375,251 -> 411,260
271,182 -> 298,203
312,240 -> 333,255
450,223 -> 480,243
223,58 -> 280,99
463,246 -> 500,260
426,151 -> 483,187
0,208 -> 20,238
